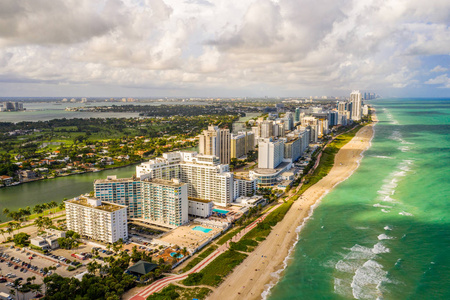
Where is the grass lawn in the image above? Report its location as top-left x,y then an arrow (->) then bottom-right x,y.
182,245 -> 218,272
146,284 -> 211,300
183,250 -> 247,287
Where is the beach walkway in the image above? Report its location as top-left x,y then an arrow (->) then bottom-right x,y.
127,204 -> 281,300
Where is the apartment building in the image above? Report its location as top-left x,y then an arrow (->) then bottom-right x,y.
141,178 -> 188,227
94,176 -> 142,218
136,152 -> 235,207
65,196 -> 128,243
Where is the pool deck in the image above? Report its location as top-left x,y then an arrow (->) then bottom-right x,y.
155,224 -> 221,252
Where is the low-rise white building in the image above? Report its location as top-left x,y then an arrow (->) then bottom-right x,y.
188,198 -> 213,218
65,196 -> 128,243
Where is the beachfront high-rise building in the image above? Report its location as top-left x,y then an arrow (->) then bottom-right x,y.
65,196 -> 128,243
141,178 -> 188,227
258,138 -> 285,169
350,90 -> 362,121
136,152 -> 235,207
94,176 -> 142,218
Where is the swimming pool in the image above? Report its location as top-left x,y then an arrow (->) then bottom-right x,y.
213,208 -> 229,214
192,226 -> 212,233
170,252 -> 184,258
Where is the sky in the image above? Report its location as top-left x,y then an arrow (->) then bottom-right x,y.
0,0 -> 449,98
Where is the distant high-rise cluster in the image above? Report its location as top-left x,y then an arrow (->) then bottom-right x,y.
0,101 -> 24,112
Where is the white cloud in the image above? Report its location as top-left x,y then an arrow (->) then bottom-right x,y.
430,65 -> 448,73
425,74 -> 450,88
0,0 -> 449,96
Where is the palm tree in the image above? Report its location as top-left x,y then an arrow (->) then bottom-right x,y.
34,216 -> 44,232
33,204 -> 44,216
2,208 -> 9,217
49,201 -> 58,216
0,228 -> 6,242
59,202 -> 65,211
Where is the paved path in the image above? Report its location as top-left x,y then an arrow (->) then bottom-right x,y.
128,204 -> 280,300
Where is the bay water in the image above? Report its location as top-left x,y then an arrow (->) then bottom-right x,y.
268,99 -> 450,299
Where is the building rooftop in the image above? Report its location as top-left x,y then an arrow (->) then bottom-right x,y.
252,161 -> 290,175
94,177 -> 136,184
143,178 -> 186,187
188,197 -> 212,204
66,196 -> 126,212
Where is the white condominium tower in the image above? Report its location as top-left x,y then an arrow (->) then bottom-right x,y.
258,138 -> 285,169
136,151 -> 234,207
141,178 -> 188,227
198,125 -> 231,164
65,196 -> 128,243
350,90 -> 362,121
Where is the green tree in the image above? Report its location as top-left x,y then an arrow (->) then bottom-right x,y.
13,232 -> 30,247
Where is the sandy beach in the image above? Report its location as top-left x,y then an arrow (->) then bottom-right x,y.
208,118 -> 377,300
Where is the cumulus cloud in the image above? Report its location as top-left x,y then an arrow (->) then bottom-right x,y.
431,65 -> 448,73
425,74 -> 450,88
0,0 -> 449,96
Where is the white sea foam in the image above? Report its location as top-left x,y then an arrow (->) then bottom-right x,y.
399,211 -> 413,216
378,234 -> 394,240
384,225 -> 393,231
381,209 -> 390,213
334,242 -> 390,299
398,146 -> 410,152
351,260 -> 389,299
373,203 -> 392,208
372,155 -> 394,159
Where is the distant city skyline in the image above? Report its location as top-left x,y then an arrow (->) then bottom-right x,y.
0,0 -> 449,98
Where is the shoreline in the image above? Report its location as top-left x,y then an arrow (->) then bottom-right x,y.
207,115 -> 377,300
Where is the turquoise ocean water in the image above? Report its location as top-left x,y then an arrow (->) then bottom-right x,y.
267,99 -> 450,300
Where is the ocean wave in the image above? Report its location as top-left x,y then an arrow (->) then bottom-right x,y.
377,234 -> 394,240
381,209 -> 390,213
351,260 -> 389,300
373,203 -> 392,208
384,225 -> 393,231
334,243 -> 390,299
399,211 -> 413,216
371,155 -> 394,159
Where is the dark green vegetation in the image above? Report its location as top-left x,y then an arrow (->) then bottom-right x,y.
0,114 -> 237,182
146,284 -> 211,300
44,250 -> 170,300
183,250 -> 248,287
92,104 -> 257,117
182,245 -> 218,272
57,230 -> 80,250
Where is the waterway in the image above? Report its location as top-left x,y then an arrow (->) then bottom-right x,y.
0,164 -> 136,216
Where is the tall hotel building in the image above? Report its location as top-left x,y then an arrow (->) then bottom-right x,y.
65,196 -> 128,243
141,178 -> 188,227
350,90 -> 362,121
198,125 -> 231,164
94,176 -> 142,218
258,138 -> 285,169
231,131 -> 255,159
137,152 -> 234,207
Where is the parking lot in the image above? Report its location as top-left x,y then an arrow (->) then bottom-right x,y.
0,244 -> 90,297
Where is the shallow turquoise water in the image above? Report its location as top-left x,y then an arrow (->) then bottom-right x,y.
268,99 -> 450,300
